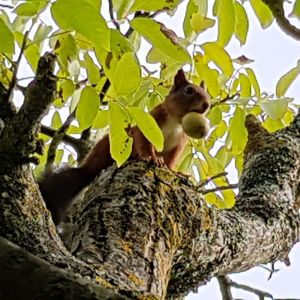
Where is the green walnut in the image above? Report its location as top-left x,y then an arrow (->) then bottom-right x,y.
182,112 -> 210,139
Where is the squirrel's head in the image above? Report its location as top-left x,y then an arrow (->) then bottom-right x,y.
166,69 -> 210,120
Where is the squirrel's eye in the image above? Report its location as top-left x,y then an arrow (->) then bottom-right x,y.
183,85 -> 195,95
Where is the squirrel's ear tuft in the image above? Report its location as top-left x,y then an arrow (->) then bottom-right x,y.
171,69 -> 188,93
200,80 -> 207,91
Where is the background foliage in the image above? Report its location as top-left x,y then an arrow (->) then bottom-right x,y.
0,0 -> 299,210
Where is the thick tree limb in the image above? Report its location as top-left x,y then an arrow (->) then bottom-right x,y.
0,236 -> 129,300
0,53 -> 57,166
61,112 -> 300,299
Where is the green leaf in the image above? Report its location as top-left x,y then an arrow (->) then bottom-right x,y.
129,0 -> 183,12
127,107 -> 164,152
216,145 -> 232,167
111,52 -> 141,96
51,0 -> 110,50
51,111 -> 62,129
34,24 -> 52,49
245,68 -> 260,97
0,19 -> 15,54
276,67 -> 300,97
195,55 -> 220,98
109,102 -> 133,166
93,110 -> 109,129
250,0 -> 273,29
76,86 -> 99,129
215,0 -> 235,46
201,42 -> 233,77
234,1 -> 249,45
215,120 -> 227,138
14,1 -> 47,16
263,117 -> 285,132
239,73 -> 251,97
292,0 -> 300,18
131,18 -> 191,64
191,14 -> 215,34
61,79 -> 75,101
260,98 -> 292,120
229,107 -> 247,155
221,188 -> 236,208
207,106 -> 222,126
55,33 -> 78,70
14,32 -> 39,71
183,0 -> 198,38
84,53 -> 101,85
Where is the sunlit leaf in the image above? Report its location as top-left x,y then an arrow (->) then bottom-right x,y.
129,0 -> 183,12
51,111 -> 62,129
239,73 -> 251,97
14,1 -> 47,16
263,117 -> 285,132
207,106 -> 222,126
0,19 -> 15,54
246,67 -> 260,97
76,86 -> 99,129
215,0 -> 235,46
93,110 -> 109,129
234,1 -> 249,45
111,52 -> 141,96
61,79 -> 75,101
51,0 -> 110,50
292,0 -> 300,18
250,0 -> 273,29
127,107 -> 164,152
15,32 -> 39,71
84,53 -> 101,85
201,42 -> 233,77
191,14 -> 215,34
131,18 -> 191,64
229,107 -> 247,155
260,98 -> 292,120
276,66 -> 300,97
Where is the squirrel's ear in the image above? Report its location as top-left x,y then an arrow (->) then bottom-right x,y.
171,69 -> 188,93
200,80 -> 207,91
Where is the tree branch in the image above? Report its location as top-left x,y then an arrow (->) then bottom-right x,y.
40,125 -> 92,163
46,111 -> 76,168
262,0 -> 300,40
0,53 -> 57,165
217,276 -> 233,300
0,236 -> 129,300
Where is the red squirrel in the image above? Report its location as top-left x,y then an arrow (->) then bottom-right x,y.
38,70 -> 210,224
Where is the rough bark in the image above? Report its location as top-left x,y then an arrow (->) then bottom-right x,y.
0,236 -> 129,300
59,114 -> 300,299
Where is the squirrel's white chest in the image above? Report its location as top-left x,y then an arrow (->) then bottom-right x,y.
160,116 -> 183,153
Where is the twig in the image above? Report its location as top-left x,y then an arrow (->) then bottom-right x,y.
203,183 -> 238,194
229,278 -> 274,299
46,111 -> 76,168
40,125 -> 92,162
0,4 -> 13,9
217,275 -> 233,300
211,93 -> 240,108
198,172 -> 228,187
259,263 -> 279,280
8,30 -> 29,97
108,0 -> 120,30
